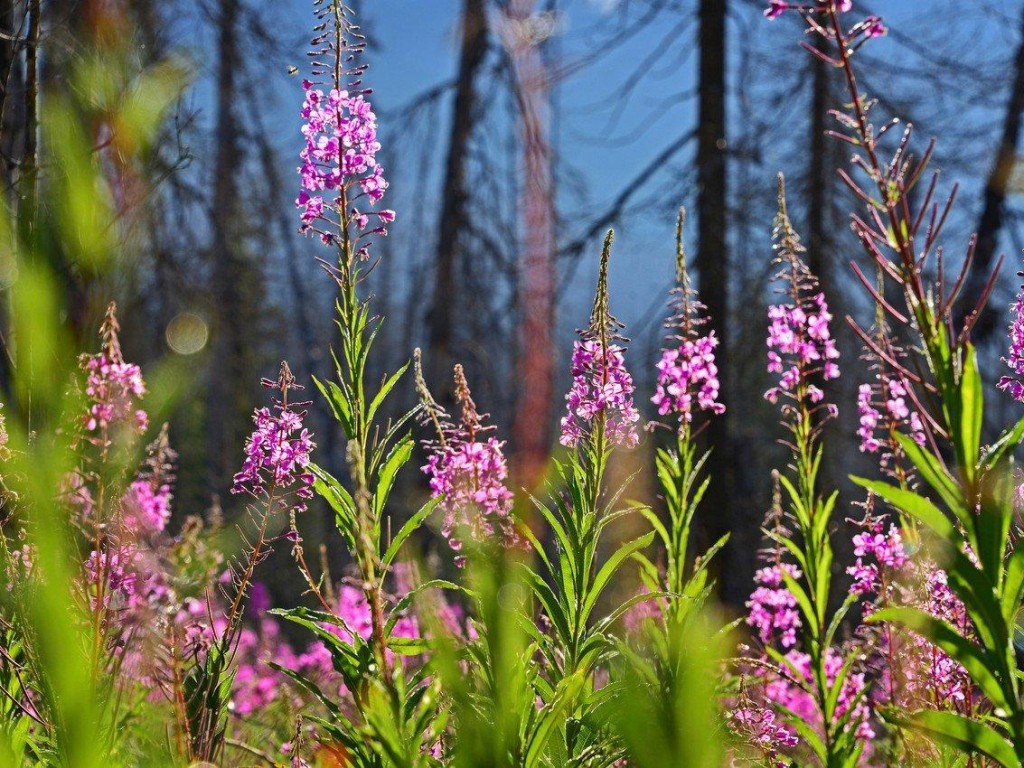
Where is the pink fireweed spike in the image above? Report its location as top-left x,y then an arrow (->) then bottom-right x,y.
297,9 -> 394,249
231,363 -> 315,513
560,231 -> 641,450
998,274 -> 1024,401
80,302 -> 149,446
652,221 -> 725,427
763,178 -> 839,414
418,357 -> 522,565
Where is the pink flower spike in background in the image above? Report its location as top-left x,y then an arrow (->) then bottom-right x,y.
231,362 -> 315,512
420,363 -> 521,564
560,339 -> 641,449
998,275 -> 1024,401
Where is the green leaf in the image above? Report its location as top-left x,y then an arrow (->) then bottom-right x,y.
580,533 -> 655,626
373,433 -> 414,519
1002,543 -> 1024,624
896,433 -> 964,517
382,496 -> 439,568
851,478 -> 957,540
959,344 -> 984,483
314,375 -> 354,436
884,710 -> 1020,768
524,671 -> 587,768
312,464 -> 358,548
980,415 -> 1024,474
366,361 -> 409,426
779,565 -> 819,637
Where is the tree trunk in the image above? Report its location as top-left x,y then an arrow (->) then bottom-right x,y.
506,0 -> 555,490
958,6 -> 1024,340
207,0 -> 244,496
697,0 -> 735,600
428,0 -> 488,397
807,52 -> 831,283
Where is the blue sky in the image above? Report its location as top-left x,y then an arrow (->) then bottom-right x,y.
180,0 -> 1022,347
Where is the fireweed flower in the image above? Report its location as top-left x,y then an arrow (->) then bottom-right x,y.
121,425 -> 177,535
560,232 -> 641,449
729,704 -> 798,765
764,1 -> 852,20
652,336 -> 724,423
419,360 -> 521,564
80,303 -> 148,442
855,377 -> 926,458
845,516 -> 906,598
998,277 -> 1024,401
763,183 -> 839,410
652,238 -> 725,426
122,479 -> 172,534
746,563 -> 803,649
764,292 -> 840,404
763,648 -> 874,742
560,339 -> 641,448
231,363 -> 315,513
297,7 -> 394,246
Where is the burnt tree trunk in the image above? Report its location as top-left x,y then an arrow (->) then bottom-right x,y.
697,0 -> 736,600
428,0 -> 488,397
958,6 -> 1024,340
207,0 -> 245,497
507,0 -> 555,490
807,52 -> 832,283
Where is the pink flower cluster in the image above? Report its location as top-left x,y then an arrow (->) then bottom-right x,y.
424,435 -> 519,565
297,81 -> 395,245
730,705 -> 798,766
651,334 -> 725,423
763,3 -> 885,41
856,378 -> 926,456
764,648 -> 873,742
82,354 -> 148,435
846,519 -> 907,597
84,548 -> 141,612
559,340 -> 641,449
998,282 -> 1024,401
906,569 -> 971,707
746,563 -> 802,649
122,479 -> 172,534
764,292 -> 840,405
231,406 -> 315,512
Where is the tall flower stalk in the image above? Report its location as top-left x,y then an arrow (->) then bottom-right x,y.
521,231 -> 655,763
643,209 -> 727,622
733,176 -> 871,766
276,3 -> 443,763
767,0 -> 1024,762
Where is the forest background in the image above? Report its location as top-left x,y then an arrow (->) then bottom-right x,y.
5,0 -> 1021,608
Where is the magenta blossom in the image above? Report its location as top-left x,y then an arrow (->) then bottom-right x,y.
232,365 -> 315,512
652,333 -> 725,423
296,11 -> 394,247
764,291 -> 840,404
856,377 -> 925,459
764,648 -> 874,743
998,279 -> 1024,401
746,563 -> 803,650
122,479 -> 172,534
560,339 -> 641,449
846,517 -> 907,597
421,365 -> 522,565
